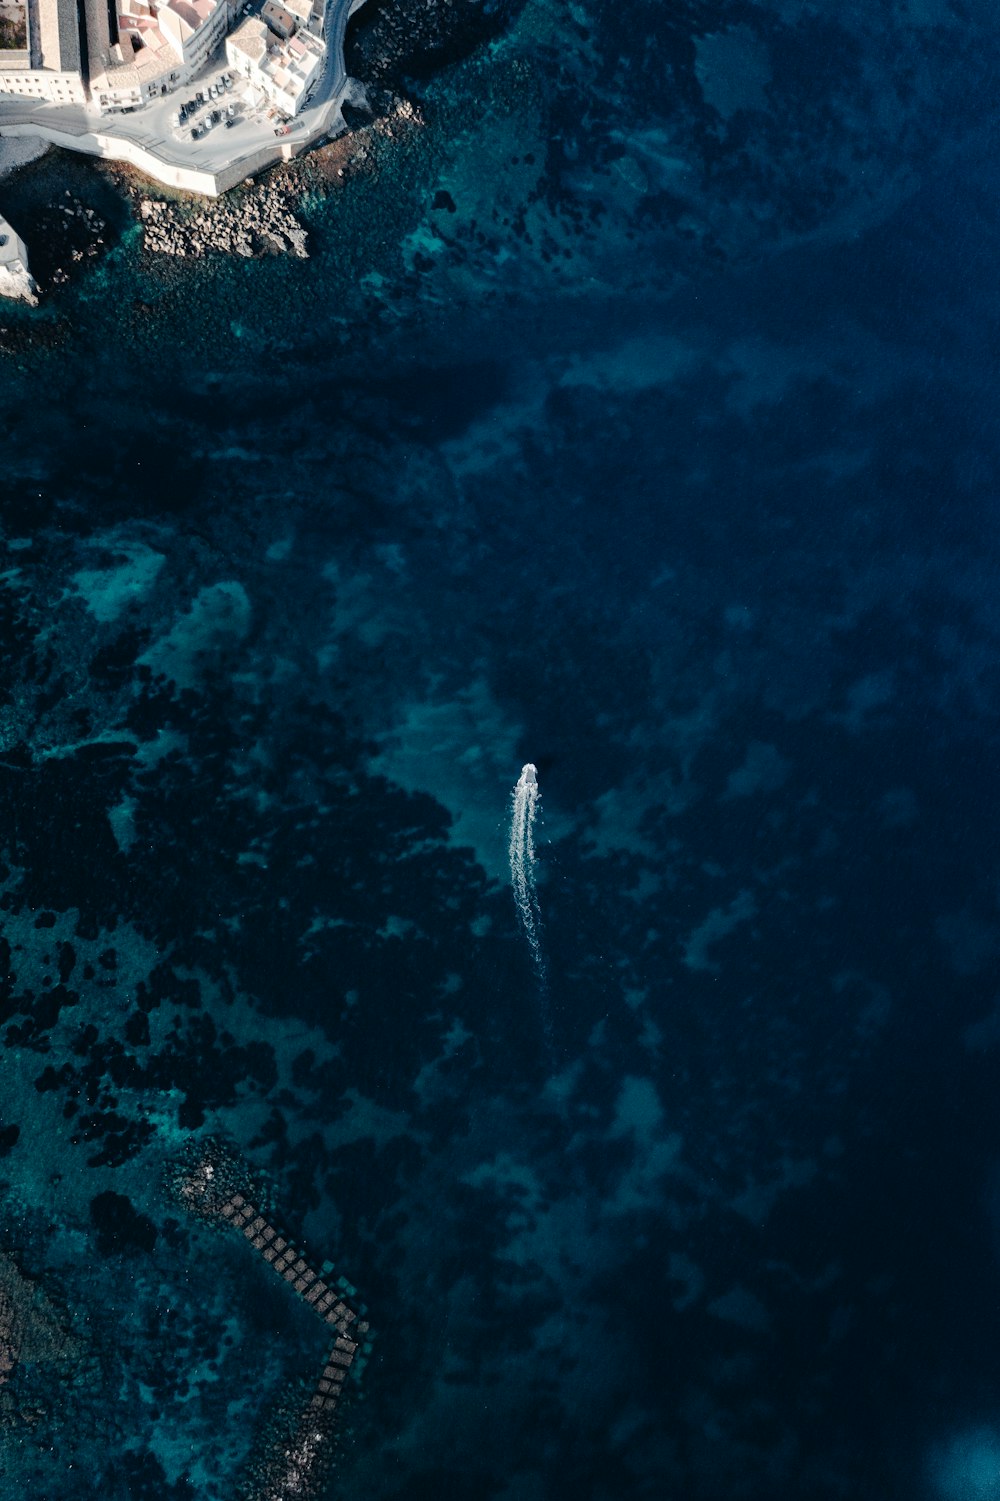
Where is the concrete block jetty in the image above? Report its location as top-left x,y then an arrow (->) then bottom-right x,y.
168,1140 -> 372,1499
221,1190 -> 370,1411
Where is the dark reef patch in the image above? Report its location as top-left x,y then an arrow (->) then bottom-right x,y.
89,1191 -> 158,1257
346,0 -> 526,89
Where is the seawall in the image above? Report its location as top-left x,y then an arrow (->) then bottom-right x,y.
0,117 -> 319,198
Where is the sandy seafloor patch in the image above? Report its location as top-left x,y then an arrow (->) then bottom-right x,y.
2,1 -> 1000,1498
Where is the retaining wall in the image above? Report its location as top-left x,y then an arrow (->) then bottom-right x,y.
0,116 -> 318,194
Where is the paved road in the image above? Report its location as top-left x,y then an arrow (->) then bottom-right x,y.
0,0 -> 359,187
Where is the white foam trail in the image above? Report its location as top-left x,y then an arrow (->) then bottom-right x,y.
510,762 -> 546,986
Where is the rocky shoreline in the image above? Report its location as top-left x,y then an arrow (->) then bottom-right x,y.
125,94 -> 421,265
139,182 -> 310,260
0,92 -> 422,313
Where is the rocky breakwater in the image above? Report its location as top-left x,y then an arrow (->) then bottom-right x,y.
140,179 -> 309,260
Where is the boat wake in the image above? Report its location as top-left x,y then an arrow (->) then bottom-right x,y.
509,763 -> 546,992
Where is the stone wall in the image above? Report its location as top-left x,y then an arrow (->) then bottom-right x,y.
0,114 -> 322,196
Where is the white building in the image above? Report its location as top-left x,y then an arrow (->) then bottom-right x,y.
225,15 -> 268,88
261,29 -> 322,115
283,0 -> 323,37
226,10 -> 322,116
0,0 -> 87,103
159,0 -> 229,74
0,50 -> 87,103
0,0 -> 236,112
90,0 -> 228,111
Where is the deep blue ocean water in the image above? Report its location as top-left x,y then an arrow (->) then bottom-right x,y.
2,1 -> 1000,1497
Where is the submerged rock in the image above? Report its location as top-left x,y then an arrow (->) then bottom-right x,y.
0,1247 -> 80,1398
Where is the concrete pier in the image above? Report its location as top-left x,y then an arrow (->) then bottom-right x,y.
221,1191 -> 367,1343
221,1190 -> 371,1498
169,1142 -> 373,1500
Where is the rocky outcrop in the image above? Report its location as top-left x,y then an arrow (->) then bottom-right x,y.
139,181 -> 309,261
0,1246 -> 80,1399
345,0 -> 523,89
0,212 -> 37,305
0,256 -> 36,305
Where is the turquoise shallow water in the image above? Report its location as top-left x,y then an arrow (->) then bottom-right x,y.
3,1 -> 1000,1497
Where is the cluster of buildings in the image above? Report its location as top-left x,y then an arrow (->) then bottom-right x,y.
227,2 -> 324,119
0,0 -> 326,118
